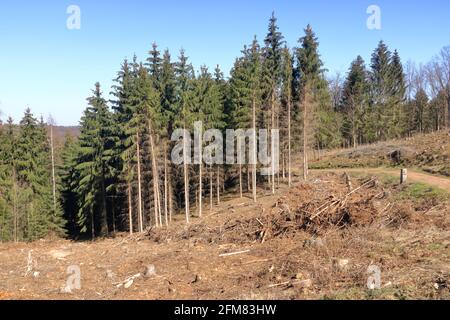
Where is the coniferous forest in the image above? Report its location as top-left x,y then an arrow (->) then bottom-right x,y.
0,14 -> 449,242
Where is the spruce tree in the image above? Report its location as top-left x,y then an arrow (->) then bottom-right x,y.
229,38 -> 262,201
159,49 -> 177,223
14,109 -> 63,241
174,49 -> 196,223
75,83 -> 113,237
341,56 -> 369,147
59,133 -> 80,238
295,25 -> 341,164
263,12 -> 284,194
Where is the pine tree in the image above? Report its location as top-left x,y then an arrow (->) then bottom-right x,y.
341,56 -> 369,147
369,41 -> 393,140
75,83 -> 113,237
59,133 -> 80,238
159,49 -> 177,223
295,25 -> 340,173
263,12 -> 284,194
389,50 -> 407,137
110,59 -> 136,233
14,109 -> 64,241
146,42 -> 162,84
174,49 -> 196,224
132,64 -> 163,228
229,38 -> 262,202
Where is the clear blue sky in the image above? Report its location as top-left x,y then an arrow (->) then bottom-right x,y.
0,0 -> 449,125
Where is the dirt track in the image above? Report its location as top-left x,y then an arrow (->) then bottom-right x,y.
313,168 -> 450,192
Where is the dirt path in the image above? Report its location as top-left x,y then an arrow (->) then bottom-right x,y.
312,168 -> 450,192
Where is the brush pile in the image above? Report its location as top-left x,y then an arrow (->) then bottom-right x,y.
256,175 -> 387,238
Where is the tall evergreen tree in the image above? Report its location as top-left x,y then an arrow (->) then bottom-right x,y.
263,12 -> 284,194
14,109 -> 64,240
75,83 -> 113,237
340,56 -> 369,147
174,49 -> 196,223
295,25 -> 341,156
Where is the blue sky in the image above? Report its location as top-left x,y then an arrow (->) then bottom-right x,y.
0,0 -> 449,125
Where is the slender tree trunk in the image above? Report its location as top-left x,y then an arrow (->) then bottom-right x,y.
183,127 -> 190,224
210,164 -> 213,211
91,210 -> 95,239
148,123 -> 162,227
252,92 -> 257,202
164,144 -> 169,226
216,165 -> 220,205
128,181 -> 133,235
100,175 -> 109,235
168,177 -> 173,223
303,97 -> 308,181
239,163 -> 243,198
288,96 -> 292,187
136,132 -> 144,233
247,166 -> 251,192
271,88 -> 276,194
112,197 -> 116,234
198,149 -> 203,218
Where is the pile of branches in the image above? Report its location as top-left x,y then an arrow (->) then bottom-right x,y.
257,178 -> 383,238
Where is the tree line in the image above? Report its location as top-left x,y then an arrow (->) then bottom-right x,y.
0,13 -> 449,241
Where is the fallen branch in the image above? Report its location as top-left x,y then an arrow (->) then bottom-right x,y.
219,249 -> 250,257
268,279 -> 312,289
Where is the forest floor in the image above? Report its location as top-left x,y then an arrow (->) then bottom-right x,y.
0,169 -> 449,300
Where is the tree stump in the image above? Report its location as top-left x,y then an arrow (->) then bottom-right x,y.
400,169 -> 408,184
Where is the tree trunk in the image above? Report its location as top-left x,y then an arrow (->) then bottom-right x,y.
112,197 -> 116,234
198,153 -> 203,218
183,128 -> 190,224
136,132 -> 144,233
288,95 -> 292,187
246,165 -> 249,192
164,144 -> 169,226
252,92 -> 257,202
209,164 -> 213,211
271,88 -> 276,194
239,163 -> 243,198
216,165 -> 220,205
128,181 -> 133,235
100,176 -> 109,236
168,177 -> 173,223
91,211 -> 95,239
148,122 -> 162,227
303,97 -> 308,181
12,167 -> 18,243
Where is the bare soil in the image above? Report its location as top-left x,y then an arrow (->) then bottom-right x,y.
1,172 -> 449,300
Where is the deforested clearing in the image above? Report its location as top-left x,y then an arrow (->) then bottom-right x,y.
1,170 -> 448,300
